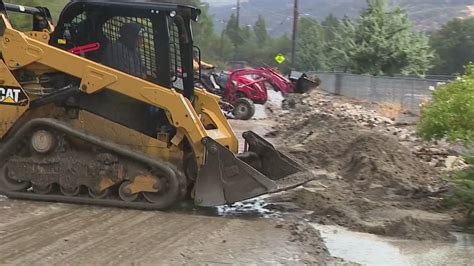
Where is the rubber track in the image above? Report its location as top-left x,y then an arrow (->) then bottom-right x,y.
0,118 -> 188,210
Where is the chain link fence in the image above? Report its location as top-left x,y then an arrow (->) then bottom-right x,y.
309,72 -> 449,115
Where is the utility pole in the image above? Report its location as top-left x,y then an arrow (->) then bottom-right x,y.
236,0 -> 241,28
291,0 -> 299,65
233,0 -> 241,61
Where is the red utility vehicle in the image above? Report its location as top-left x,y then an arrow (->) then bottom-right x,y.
197,67 -> 320,120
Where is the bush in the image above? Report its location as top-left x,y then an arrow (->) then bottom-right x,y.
419,64 -> 474,223
418,64 -> 474,142
444,157 -> 474,223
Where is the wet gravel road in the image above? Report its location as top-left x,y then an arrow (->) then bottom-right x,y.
0,197 -> 328,264
0,120 -> 333,265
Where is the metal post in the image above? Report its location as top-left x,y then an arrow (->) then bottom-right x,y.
236,0 -> 240,28
233,0 -> 241,61
291,0 -> 299,65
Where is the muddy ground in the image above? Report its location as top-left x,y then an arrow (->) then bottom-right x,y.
0,119 -> 339,265
0,198 -> 335,264
1,89 -> 471,264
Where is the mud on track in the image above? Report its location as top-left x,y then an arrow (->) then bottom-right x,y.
0,197 -> 336,264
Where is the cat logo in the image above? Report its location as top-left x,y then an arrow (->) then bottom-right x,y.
0,87 -> 28,106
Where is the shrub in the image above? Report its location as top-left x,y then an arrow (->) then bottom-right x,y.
418,64 -> 474,143
444,157 -> 474,223
419,64 -> 474,223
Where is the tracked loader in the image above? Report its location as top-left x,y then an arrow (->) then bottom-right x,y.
0,0 -> 313,209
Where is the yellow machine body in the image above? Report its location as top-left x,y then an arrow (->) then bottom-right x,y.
0,1 -> 312,209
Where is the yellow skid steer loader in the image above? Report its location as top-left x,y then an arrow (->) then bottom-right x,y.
0,0 -> 313,209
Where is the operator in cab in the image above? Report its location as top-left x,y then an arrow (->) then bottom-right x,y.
193,50 -> 215,73
102,23 -> 147,79
194,50 -> 216,89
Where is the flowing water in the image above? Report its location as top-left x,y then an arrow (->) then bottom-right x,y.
312,224 -> 474,265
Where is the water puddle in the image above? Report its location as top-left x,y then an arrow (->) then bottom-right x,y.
216,197 -> 280,218
253,104 -> 268,120
312,224 -> 474,265
252,90 -> 285,120
172,196 -> 283,219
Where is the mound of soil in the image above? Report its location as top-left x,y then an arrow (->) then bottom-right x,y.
275,90 -> 468,172
271,111 -> 442,197
272,181 -> 456,242
267,91 -> 457,241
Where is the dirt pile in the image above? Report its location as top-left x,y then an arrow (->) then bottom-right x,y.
275,91 -> 468,172
267,90 -> 458,241
278,183 -> 456,242
270,101 -> 442,197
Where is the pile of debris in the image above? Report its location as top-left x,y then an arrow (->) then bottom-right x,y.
265,90 -> 462,241
269,104 -> 443,196
273,90 -> 468,172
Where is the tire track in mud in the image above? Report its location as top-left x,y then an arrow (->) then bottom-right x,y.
57,213 -> 199,265
12,209 -> 154,264
109,217 -> 215,264
0,200 -> 332,264
0,206 -> 118,263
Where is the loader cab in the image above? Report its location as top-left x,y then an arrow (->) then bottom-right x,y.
50,0 -> 200,100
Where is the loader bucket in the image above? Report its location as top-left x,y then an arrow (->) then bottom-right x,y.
194,131 -> 314,207
290,71 -> 321,94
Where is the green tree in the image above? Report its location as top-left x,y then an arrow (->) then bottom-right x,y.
295,17 -> 326,71
326,17 -> 358,72
233,28 -> 291,69
223,13 -> 242,47
214,33 -> 236,63
222,13 -> 289,67
240,25 -> 253,42
430,18 -> 474,75
190,3 -> 221,62
162,0 -> 226,65
321,14 -> 340,43
254,15 -> 269,45
328,0 -> 433,76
